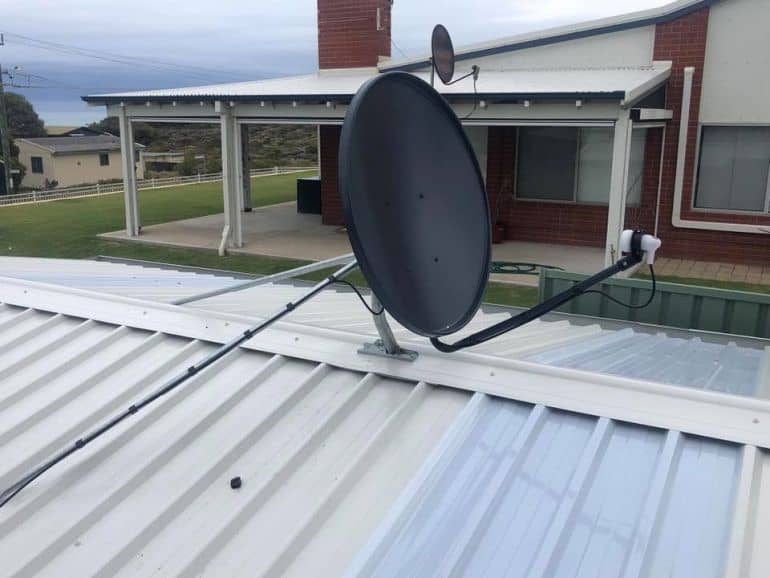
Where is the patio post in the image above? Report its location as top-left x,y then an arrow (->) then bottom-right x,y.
605,110 -> 633,266
218,102 -> 243,251
118,105 -> 139,236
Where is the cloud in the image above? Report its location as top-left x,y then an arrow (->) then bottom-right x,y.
3,0 -> 671,123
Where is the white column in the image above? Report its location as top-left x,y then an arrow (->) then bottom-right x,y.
218,103 -> 243,251
605,111 -> 633,265
118,106 -> 139,236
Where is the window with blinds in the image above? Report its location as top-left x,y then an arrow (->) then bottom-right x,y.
695,126 -> 770,212
516,126 -> 646,205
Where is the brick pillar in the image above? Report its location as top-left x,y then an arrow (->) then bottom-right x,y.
317,0 -> 392,226
319,125 -> 344,225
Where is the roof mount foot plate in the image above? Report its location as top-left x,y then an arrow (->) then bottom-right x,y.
358,340 -> 418,362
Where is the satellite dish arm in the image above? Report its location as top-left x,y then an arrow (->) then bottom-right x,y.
431,231 -> 660,353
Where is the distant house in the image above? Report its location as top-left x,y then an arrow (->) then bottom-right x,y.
15,134 -> 144,189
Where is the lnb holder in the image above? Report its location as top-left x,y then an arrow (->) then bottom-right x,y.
431,229 -> 662,352
620,230 -> 662,264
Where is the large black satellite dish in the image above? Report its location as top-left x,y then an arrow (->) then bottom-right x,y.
431,24 -> 456,85
339,72 -> 490,337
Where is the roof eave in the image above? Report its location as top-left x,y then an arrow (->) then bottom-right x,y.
83,90 -> 627,107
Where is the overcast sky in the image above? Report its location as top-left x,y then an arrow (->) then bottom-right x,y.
2,0 -> 670,124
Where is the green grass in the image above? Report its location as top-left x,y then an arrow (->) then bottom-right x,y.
0,171 -> 315,274
635,272 -> 770,295
0,168 -> 539,308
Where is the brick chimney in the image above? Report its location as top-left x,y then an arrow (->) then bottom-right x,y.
317,0 -> 392,69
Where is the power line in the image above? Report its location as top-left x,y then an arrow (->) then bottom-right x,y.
391,38 -> 409,59
3,32 -> 253,82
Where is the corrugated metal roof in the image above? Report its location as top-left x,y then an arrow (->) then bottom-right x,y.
527,328 -> 766,397
348,396 -> 741,578
187,279 -> 610,358
18,136 -> 140,154
187,280 -> 769,396
1,269 -> 770,576
0,257 -> 241,303
83,64 -> 671,105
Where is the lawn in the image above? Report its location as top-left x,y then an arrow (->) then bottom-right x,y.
0,172 -> 541,308
0,171 -> 313,272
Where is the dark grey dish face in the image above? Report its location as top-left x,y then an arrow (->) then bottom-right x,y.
339,72 -> 491,337
431,24 -> 456,84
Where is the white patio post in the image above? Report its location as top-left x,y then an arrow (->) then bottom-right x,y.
118,105 -> 139,236
605,110 -> 633,265
217,102 -> 243,252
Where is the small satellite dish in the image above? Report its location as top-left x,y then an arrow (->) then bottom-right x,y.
431,24 -> 456,85
339,72 -> 490,337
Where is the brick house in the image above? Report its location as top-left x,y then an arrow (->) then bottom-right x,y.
86,0 -> 770,265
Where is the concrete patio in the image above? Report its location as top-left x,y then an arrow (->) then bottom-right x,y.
103,201 -> 770,289
101,202 -> 605,287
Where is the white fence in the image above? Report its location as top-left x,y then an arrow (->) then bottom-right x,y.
0,166 -> 317,207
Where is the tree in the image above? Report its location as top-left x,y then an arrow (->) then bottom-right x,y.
205,156 -> 221,174
178,149 -> 197,176
3,93 -> 45,137
9,137 -> 26,190
88,117 -> 156,145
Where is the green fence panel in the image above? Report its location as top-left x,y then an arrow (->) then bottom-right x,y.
538,269 -> 770,339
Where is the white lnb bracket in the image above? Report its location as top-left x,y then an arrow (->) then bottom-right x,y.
619,230 -> 662,264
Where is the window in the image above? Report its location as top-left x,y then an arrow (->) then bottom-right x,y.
516,127 -> 647,205
30,156 -> 44,174
99,153 -> 110,166
695,126 -> 770,212
517,127 -> 578,201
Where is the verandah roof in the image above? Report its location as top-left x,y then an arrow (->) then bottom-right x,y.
83,62 -> 671,108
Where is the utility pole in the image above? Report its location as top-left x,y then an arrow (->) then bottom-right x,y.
0,34 -> 14,196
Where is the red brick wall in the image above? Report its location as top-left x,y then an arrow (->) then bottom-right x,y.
318,0 -> 391,69
319,125 -> 344,226
485,127 -> 660,248
317,0 -> 391,225
652,8 -> 770,263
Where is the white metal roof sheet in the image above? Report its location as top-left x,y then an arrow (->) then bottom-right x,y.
349,396 -> 742,578
1,272 -> 769,576
527,327 -> 767,397
0,257 -> 240,303
84,64 -> 671,105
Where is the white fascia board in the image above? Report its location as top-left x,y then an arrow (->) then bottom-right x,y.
112,101 -> 621,125
636,109 -> 674,121
1,275 -> 770,448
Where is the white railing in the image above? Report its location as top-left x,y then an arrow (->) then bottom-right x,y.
0,166 -> 317,207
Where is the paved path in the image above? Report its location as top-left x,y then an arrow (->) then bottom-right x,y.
654,257 -> 770,286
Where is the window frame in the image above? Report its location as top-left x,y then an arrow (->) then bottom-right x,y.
513,125 -> 644,207
30,156 -> 44,174
691,123 -> 770,215
99,152 -> 110,167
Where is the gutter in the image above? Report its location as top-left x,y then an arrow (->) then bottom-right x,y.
218,224 -> 230,256
672,67 -> 770,235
